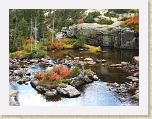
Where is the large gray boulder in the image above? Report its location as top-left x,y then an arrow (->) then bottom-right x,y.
57,85 -> 81,98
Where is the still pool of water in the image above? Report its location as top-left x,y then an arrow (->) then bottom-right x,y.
10,48 -> 139,106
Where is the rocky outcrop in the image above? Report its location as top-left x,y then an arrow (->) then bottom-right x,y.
57,23 -> 139,49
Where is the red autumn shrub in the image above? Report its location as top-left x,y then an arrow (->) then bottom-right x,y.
35,73 -> 44,79
53,65 -> 72,78
50,73 -> 63,81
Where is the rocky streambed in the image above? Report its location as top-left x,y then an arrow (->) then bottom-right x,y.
9,49 -> 139,106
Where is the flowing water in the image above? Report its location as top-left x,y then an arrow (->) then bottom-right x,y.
10,48 -> 139,106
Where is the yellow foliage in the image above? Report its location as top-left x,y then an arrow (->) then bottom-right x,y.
84,44 -> 101,53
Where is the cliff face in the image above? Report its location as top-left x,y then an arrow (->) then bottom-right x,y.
58,23 -> 139,50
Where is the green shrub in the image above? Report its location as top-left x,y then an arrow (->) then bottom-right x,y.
66,38 -> 77,45
104,12 -> 118,18
26,52 -> 35,59
61,43 -> 73,49
36,50 -> 47,58
84,15 -> 95,23
99,19 -> 114,25
73,38 -> 86,48
70,66 -> 81,78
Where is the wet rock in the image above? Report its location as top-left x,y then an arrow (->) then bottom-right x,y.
57,85 -> 80,98
101,59 -> 106,63
84,75 -> 93,83
126,76 -> 139,82
119,97 -> 126,102
84,58 -> 93,61
9,64 -> 20,69
30,80 -> 39,88
72,79 -> 85,87
135,90 -> 139,94
133,72 -> 139,77
45,89 -> 57,97
133,56 -> 139,64
9,96 -> 19,106
17,77 -> 30,84
41,58 -> 49,63
36,86 -> 48,93
30,59 -> 39,63
110,64 -> 122,67
10,90 -> 18,97
131,93 -> 139,100
87,61 -> 96,65
14,76 -> 21,81
102,64 -> 105,66
96,59 -> 102,63
109,87 -> 116,91
9,90 -> 19,106
74,57 -> 80,60
107,82 -> 120,87
92,75 -> 99,81
121,62 -> 129,66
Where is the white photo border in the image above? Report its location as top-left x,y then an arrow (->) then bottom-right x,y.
0,0 -> 148,115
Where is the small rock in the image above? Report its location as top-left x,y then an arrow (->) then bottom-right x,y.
121,62 -> 129,66
84,58 -> 93,61
93,75 -> 98,81
87,61 -> 96,65
30,59 -> 39,63
110,64 -> 122,67
133,72 -> 139,77
10,90 -> 18,97
57,85 -> 80,98
119,97 -> 126,102
101,59 -> 106,63
74,57 -> 80,60
133,56 -> 139,64
131,93 -> 139,100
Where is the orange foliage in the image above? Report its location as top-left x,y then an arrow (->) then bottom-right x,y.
50,41 -> 62,50
76,18 -> 84,24
62,38 -> 69,43
121,14 -> 139,32
25,39 -> 35,45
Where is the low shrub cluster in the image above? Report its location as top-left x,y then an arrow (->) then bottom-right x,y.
34,65 -> 74,88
